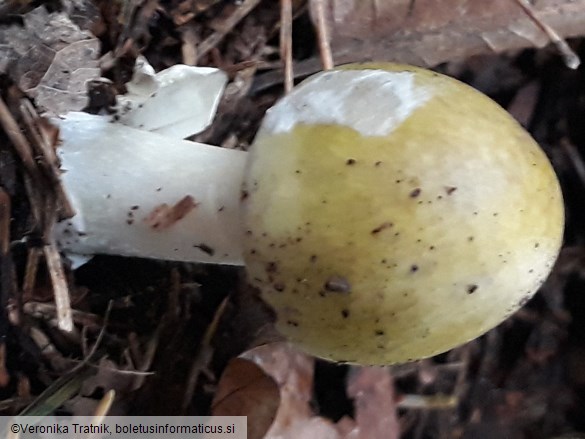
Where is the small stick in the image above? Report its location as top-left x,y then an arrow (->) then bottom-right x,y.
311,0 -> 334,70
67,300 -> 113,375
0,343 -> 10,387
513,0 -> 580,69
195,0 -> 263,63
131,328 -> 160,391
24,301 -> 103,329
43,243 -> 73,332
0,189 -> 10,256
397,394 -> 459,410
452,345 -> 472,401
0,97 -> 48,238
22,247 -> 41,302
561,138 -> 585,188
19,101 -> 75,218
0,97 -> 38,177
0,99 -> 74,335
280,0 -> 294,93
182,296 -> 229,412
92,390 -> 116,421
180,25 -> 199,66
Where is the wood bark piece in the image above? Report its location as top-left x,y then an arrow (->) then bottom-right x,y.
212,357 -> 279,439
314,0 -> 585,67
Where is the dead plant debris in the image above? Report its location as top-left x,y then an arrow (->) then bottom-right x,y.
1,1 -> 585,438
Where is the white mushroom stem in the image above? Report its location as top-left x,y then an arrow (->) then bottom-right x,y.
55,112 -> 247,265
55,69 -> 430,267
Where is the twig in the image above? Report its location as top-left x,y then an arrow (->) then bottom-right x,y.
69,301 -> 113,375
24,301 -> 104,329
180,24 -> 199,66
0,96 -> 74,334
0,189 -> 9,256
477,329 -> 501,379
19,101 -> 75,219
128,328 -> 160,390
311,0 -> 334,69
58,382 -> 108,439
115,0 -> 159,58
181,296 -> 229,412
413,410 -> 430,439
280,0 -> 294,93
0,98 -> 45,227
192,0 -> 223,15
513,0 -> 580,69
42,243 -> 73,332
22,248 -> 41,302
561,137 -> 585,189
0,97 -> 39,179
397,394 -> 459,410
0,343 -> 9,387
92,367 -> 154,377
452,345 -> 472,400
195,0 -> 263,63
91,390 -> 116,430
138,332 -> 159,373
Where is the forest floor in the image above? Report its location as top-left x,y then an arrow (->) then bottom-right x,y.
2,1 -> 585,438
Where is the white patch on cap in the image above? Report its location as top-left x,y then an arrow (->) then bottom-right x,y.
262,69 -> 434,137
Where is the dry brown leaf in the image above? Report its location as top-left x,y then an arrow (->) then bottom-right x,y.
0,6 -> 100,114
242,343 -> 314,434
241,342 -> 342,439
239,344 -> 402,439
314,0 -> 585,67
212,357 -> 280,439
345,367 -> 400,439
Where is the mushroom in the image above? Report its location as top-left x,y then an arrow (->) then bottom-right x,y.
56,63 -> 564,365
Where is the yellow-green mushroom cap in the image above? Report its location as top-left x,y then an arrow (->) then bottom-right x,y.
241,63 -> 564,365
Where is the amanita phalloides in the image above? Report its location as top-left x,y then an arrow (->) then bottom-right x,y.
56,63 -> 564,365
